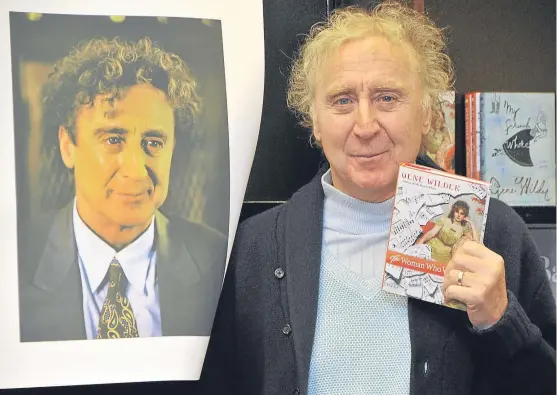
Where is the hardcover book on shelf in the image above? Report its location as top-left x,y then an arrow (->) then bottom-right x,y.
464,92 -> 480,179
467,92 -> 555,207
528,224 -> 557,301
382,163 -> 491,309
423,91 -> 456,173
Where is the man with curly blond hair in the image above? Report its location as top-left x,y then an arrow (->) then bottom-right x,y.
199,2 -> 555,394
18,37 -> 227,342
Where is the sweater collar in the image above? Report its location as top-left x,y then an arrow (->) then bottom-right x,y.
321,169 -> 393,234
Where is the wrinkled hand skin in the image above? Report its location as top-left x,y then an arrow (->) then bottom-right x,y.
443,240 -> 508,329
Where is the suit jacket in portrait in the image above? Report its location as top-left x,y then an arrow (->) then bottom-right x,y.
18,202 -> 228,342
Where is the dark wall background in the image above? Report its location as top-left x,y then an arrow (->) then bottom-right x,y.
426,0 -> 554,93
3,0 -> 555,394
243,0 -> 329,202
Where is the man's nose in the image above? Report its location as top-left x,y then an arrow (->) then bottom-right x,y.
353,99 -> 380,139
118,145 -> 149,179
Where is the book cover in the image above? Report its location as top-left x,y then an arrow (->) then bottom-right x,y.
382,163 -> 491,309
528,224 -> 556,301
423,91 -> 456,173
479,92 -> 555,207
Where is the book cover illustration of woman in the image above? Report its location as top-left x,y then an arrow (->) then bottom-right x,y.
415,200 -> 479,264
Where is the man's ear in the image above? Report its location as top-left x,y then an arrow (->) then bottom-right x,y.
58,126 -> 76,170
310,106 -> 322,143
421,105 -> 432,136
312,125 -> 321,144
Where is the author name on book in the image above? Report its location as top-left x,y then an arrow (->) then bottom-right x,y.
401,171 -> 461,192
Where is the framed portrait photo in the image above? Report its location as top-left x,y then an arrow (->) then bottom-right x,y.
0,0 -> 264,389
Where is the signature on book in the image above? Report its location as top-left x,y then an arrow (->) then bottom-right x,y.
490,176 -> 552,202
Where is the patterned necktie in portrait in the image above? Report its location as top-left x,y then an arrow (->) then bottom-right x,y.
96,258 -> 139,339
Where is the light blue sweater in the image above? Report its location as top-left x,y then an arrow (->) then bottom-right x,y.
307,170 -> 411,395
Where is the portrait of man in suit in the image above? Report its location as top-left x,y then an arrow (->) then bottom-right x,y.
14,19 -> 229,342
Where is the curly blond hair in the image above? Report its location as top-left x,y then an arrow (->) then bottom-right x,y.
286,0 -> 454,129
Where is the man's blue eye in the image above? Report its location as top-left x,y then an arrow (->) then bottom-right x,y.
338,98 -> 351,105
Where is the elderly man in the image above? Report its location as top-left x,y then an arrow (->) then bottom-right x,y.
18,37 -> 227,342
200,2 -> 556,394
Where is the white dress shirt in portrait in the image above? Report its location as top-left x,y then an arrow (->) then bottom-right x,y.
72,199 -> 162,339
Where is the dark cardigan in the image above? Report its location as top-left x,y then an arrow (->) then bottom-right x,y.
199,156 -> 556,395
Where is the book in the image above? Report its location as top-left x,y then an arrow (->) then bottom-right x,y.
381,162 -> 491,309
465,93 -> 473,177
423,91 -> 456,173
528,224 -> 557,301
467,92 -> 555,207
465,92 -> 481,179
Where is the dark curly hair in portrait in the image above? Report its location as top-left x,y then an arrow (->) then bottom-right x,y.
39,36 -> 202,212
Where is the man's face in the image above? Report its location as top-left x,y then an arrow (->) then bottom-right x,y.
312,36 -> 431,202
60,83 -> 175,229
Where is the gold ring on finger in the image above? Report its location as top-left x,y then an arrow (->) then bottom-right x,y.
457,270 -> 464,286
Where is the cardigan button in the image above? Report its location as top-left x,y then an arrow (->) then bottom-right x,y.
274,268 -> 285,279
282,324 -> 292,335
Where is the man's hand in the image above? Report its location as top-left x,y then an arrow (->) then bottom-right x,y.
442,240 -> 508,329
